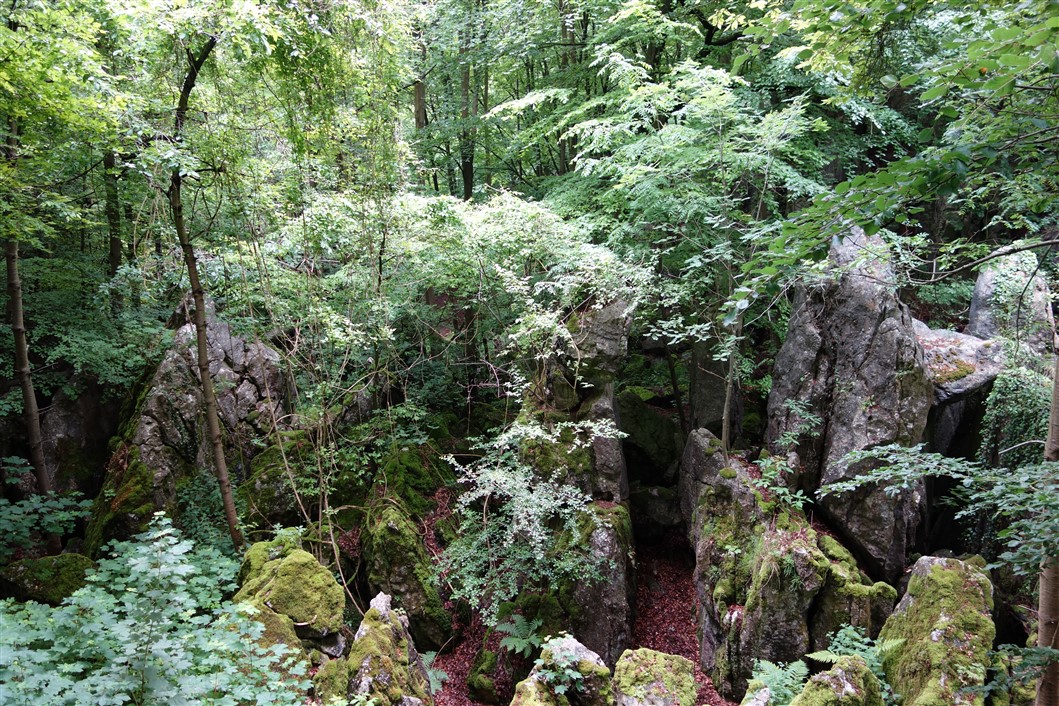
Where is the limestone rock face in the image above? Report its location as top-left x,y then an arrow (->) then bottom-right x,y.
789,656 -> 884,706
679,429 -> 895,702
85,302 -> 288,554
967,249 -> 1056,360
568,503 -> 636,667
0,553 -> 94,605
347,592 -> 433,706
39,384 -> 119,496
510,635 -> 614,706
914,321 -> 1005,405
767,228 -> 933,582
879,556 -> 995,706
364,504 -> 452,651
613,648 -> 696,706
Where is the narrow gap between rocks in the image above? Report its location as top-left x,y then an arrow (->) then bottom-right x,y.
632,532 -> 736,706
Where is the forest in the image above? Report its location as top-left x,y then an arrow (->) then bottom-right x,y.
1,0 -> 1058,705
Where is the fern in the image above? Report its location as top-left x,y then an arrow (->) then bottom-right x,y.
497,615 -> 544,658
750,659 -> 809,705
807,625 -> 902,706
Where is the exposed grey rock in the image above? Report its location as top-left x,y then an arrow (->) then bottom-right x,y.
349,592 -> 433,706
967,249 -> 1056,360
613,648 -> 696,706
629,485 -> 682,541
590,385 -> 630,502
689,343 -> 741,439
573,300 -> 633,382
767,228 -> 932,583
914,320 -> 1005,404
616,390 -> 681,486
569,503 -> 636,666
40,384 -> 119,495
511,636 -> 613,706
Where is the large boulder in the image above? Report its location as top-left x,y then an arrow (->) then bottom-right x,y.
767,228 -> 933,583
40,384 -> 119,496
567,503 -> 636,667
0,553 -> 94,605
363,503 -> 452,651
510,635 -> 614,706
85,302 -> 288,554
679,429 -> 895,701
346,592 -> 433,706
879,556 -> 995,706
967,249 -> 1056,361
789,655 -> 885,706
613,648 -> 697,706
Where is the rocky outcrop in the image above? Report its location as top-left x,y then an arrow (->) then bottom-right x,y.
568,503 -> 636,666
613,648 -> 697,706
679,430 -> 895,701
0,553 -> 94,605
767,228 -> 933,583
84,303 -> 288,554
39,385 -> 119,496
967,249 -> 1056,361
510,635 -> 614,706
914,322 -> 1004,405
789,656 -> 885,706
346,592 -> 433,706
364,503 -> 452,651
879,556 -> 995,706
616,390 -> 681,487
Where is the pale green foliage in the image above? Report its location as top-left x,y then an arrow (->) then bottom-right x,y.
978,365 -> 1050,468
437,419 -> 613,624
750,658 -> 809,705
0,514 -> 309,705
806,625 -> 901,705
534,634 -> 587,696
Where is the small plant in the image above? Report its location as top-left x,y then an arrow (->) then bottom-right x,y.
807,625 -> 902,706
534,634 -> 585,696
752,455 -> 809,513
749,658 -> 809,705
497,614 -> 545,658
776,398 -> 822,451
0,457 -> 92,562
421,651 -> 449,695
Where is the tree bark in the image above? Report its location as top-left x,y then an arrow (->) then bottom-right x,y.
1039,352 -> 1059,706
168,36 -> 243,550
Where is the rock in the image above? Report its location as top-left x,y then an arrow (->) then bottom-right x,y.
40,384 -> 119,496
0,553 -> 94,605
567,503 -> 636,666
879,556 -> 995,706
679,429 -> 894,701
913,321 -> 1004,404
247,602 -> 311,676
572,301 -> 633,383
467,649 -> 500,704
689,342 -> 741,439
616,390 -> 681,486
767,228 -> 933,583
589,384 -> 631,502
314,656 -> 352,702
363,503 -> 452,650
628,485 -> 682,541
739,685 -> 771,705
613,648 -> 696,706
967,249 -> 1056,361
85,303 -> 288,554
347,592 -> 433,706
511,635 -> 614,706
788,655 -> 884,706
235,544 -> 345,640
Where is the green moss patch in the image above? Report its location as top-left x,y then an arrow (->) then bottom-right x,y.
0,553 -> 95,605
614,648 -> 696,706
235,548 -> 344,637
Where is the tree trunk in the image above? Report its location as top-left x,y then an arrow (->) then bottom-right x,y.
1039,352 -> 1059,706
103,151 -> 123,314
168,36 -> 243,551
5,239 -> 61,554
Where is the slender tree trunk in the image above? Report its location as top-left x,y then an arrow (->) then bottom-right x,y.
168,36 -> 243,550
103,151 -> 123,314
1039,352 -> 1059,706
6,240 -> 61,554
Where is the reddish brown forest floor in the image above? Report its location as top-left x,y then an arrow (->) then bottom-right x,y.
632,532 -> 737,706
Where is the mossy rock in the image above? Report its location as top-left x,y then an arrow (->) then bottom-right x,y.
0,553 -> 94,605
512,635 -> 614,706
314,657 -> 352,703
613,648 -> 696,706
84,444 -> 160,557
879,556 -> 994,706
376,446 -> 450,519
468,649 -> 500,704
237,534 -> 304,585
347,593 -> 432,706
239,431 -> 311,528
247,601 -> 311,677
235,548 -> 344,638
363,503 -> 452,650
789,655 -> 884,706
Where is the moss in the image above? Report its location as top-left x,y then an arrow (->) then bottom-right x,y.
314,657 -> 351,702
468,650 -> 500,703
879,558 -> 995,706
84,444 -> 157,557
719,466 -> 738,480
249,601 -> 311,677
347,605 -> 431,706
614,648 -> 696,706
238,431 -> 311,527
238,535 -> 302,585
363,503 -> 451,650
933,359 -> 975,384
376,446 -> 450,519
788,656 -> 884,706
235,549 -> 344,636
0,553 -> 95,605
511,676 -> 560,706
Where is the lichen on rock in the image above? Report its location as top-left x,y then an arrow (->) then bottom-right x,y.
613,648 -> 696,706
789,655 -> 884,706
346,592 -> 433,706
